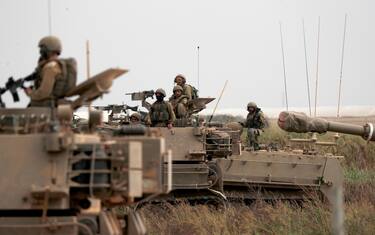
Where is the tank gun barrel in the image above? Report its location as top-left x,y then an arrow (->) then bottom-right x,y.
278,111 -> 375,141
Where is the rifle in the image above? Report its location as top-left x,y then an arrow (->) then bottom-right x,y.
3,72 -> 37,102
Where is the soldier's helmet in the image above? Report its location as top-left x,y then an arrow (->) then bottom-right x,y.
38,36 -> 62,54
173,85 -> 183,92
247,102 -> 257,109
130,112 -> 141,121
174,74 -> 186,83
155,88 -> 166,97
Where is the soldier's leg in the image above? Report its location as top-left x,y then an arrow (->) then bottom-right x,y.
247,128 -> 257,148
253,129 -> 261,150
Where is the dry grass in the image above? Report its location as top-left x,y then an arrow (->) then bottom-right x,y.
139,118 -> 375,235
140,197 -> 375,235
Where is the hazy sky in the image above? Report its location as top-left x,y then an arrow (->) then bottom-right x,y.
0,0 -> 374,110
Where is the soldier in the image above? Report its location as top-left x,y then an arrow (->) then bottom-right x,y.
129,112 -> 142,125
174,74 -> 193,100
24,36 -> 76,107
169,85 -> 188,119
242,102 -> 266,150
146,88 -> 175,128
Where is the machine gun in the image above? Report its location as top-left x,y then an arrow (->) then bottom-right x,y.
93,104 -> 139,124
93,104 -> 138,114
126,90 -> 154,101
126,90 -> 154,111
278,111 -> 375,142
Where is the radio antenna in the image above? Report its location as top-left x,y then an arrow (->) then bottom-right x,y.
314,16 -> 321,117
302,19 -> 312,116
279,21 -> 289,111
337,14 -> 348,118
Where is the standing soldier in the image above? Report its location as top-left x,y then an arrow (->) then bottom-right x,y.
169,85 -> 188,119
242,102 -> 266,150
146,88 -> 175,128
174,74 -> 194,100
24,36 -> 77,107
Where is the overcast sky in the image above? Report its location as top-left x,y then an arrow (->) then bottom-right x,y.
0,0 -> 374,110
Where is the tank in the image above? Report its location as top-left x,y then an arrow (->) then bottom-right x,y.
0,69 -> 171,235
278,111 -> 375,141
119,91 -> 344,204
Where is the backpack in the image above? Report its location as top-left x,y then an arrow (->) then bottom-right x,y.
190,85 -> 199,99
53,58 -> 77,98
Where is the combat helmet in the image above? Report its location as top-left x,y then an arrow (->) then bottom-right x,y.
130,112 -> 141,121
155,88 -> 166,97
38,36 -> 62,54
173,85 -> 183,92
174,74 -> 186,83
247,102 -> 257,109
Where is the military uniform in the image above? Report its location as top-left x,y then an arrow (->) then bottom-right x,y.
243,102 -> 266,150
148,101 -> 175,127
169,85 -> 188,118
26,36 -> 76,107
147,88 -> 176,127
28,59 -> 63,107
174,74 -> 193,100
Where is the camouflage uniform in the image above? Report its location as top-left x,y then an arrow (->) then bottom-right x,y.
147,89 -> 176,127
169,85 -> 188,119
244,102 -> 266,150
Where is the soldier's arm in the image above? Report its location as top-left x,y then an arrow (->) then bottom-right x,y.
29,61 -> 61,101
184,85 -> 192,100
167,102 -> 176,124
258,112 -> 266,129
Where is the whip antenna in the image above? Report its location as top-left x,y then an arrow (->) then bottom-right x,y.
337,14 -> 348,118
314,17 -> 321,117
302,19 -> 312,116
279,21 -> 289,111
208,80 -> 228,123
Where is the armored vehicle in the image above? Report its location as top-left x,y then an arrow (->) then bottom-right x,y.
0,69 -> 171,235
123,91 -> 344,204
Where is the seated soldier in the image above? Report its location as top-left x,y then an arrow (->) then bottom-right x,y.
169,85 -> 188,119
146,88 -> 175,129
174,74 -> 193,101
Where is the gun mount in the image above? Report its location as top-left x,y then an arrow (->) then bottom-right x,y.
278,111 -> 375,142
93,104 -> 138,125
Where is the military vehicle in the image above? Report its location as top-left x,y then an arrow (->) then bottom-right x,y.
0,69 -> 171,235
122,90 -> 344,204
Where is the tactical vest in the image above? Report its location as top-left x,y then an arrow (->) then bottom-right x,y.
34,58 -> 77,99
245,109 -> 264,129
150,101 -> 170,123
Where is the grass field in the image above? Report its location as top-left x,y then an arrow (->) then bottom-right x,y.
139,118 -> 375,235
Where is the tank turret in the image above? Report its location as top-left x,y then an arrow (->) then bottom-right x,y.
278,111 -> 375,141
